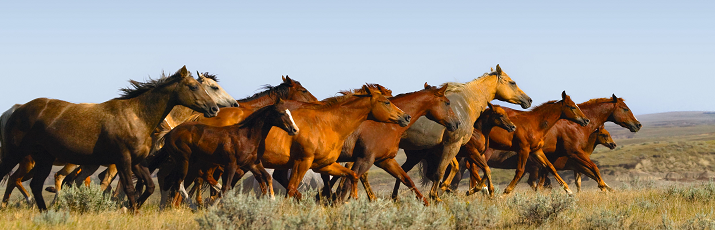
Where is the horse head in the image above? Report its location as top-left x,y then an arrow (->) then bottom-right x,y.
268,98 -> 299,136
559,91 -> 590,126
483,102 -> 516,132
423,83 -> 460,131
174,66 -> 219,117
607,94 -> 641,132
361,84 -> 410,127
492,64 -> 532,109
282,75 -> 319,102
595,125 -> 617,149
197,72 -> 239,108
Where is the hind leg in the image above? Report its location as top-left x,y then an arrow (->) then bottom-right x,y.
439,158 -> 459,193
429,143 -> 462,201
2,156 -> 34,208
29,153 -> 55,211
100,165 -> 118,193
531,149 -> 572,195
314,163 -> 358,199
53,163 -> 77,193
375,158 -> 428,205
132,164 -> 154,208
73,165 -> 100,188
392,150 -> 426,200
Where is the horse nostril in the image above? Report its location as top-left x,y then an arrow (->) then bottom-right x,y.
211,106 -> 219,113
233,102 -> 239,107
637,123 -> 642,128
405,115 -> 412,121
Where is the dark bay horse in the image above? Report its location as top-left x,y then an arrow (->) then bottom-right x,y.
394,65 -> 532,201
261,84 -> 411,199
324,83 -> 460,205
478,95 -> 640,192
162,99 -> 300,206
0,66 -> 218,211
458,91 -> 590,195
1,71 -> 238,208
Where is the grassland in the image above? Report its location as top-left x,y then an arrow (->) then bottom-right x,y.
1,111 -> 714,229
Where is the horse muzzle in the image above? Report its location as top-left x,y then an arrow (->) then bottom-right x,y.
397,114 -> 411,127
203,106 -> 219,118
445,120 -> 460,132
520,96 -> 533,109
505,124 -> 517,132
286,127 -> 299,136
577,118 -> 590,126
606,142 -> 617,149
628,122 -> 642,132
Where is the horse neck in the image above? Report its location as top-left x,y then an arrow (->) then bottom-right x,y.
453,74 -> 499,123
238,94 -> 276,108
580,102 -> 615,131
321,96 -> 374,137
584,131 -> 599,153
122,87 -> 177,134
390,92 -> 433,128
474,115 -> 495,150
166,105 -> 199,127
524,103 -> 563,135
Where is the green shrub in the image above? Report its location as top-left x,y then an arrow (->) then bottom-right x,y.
584,208 -> 630,230
681,214 -> 715,230
32,210 -> 71,226
666,181 -> 715,202
197,190 -> 283,230
52,185 -> 118,213
509,191 -> 575,226
619,176 -> 656,190
446,197 -> 500,229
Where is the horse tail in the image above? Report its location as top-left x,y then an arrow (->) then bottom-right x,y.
418,159 -> 432,187
0,104 -> 21,184
147,146 -> 170,173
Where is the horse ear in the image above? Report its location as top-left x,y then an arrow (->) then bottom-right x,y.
487,102 -> 494,110
495,64 -> 503,76
561,90 -> 567,100
424,82 -> 430,89
284,75 -> 294,84
362,85 -> 374,95
179,65 -> 189,78
282,75 -> 286,81
490,67 -> 494,72
196,71 -> 205,81
611,94 -> 618,102
436,84 -> 448,96
276,97 -> 285,105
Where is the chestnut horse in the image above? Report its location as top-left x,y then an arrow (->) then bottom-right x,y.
322,83 -> 460,205
259,84 -> 410,200
517,96 -> 639,191
442,91 -> 590,195
394,65 -> 532,201
474,95 -> 640,193
162,99 -> 300,206
0,66 -> 218,211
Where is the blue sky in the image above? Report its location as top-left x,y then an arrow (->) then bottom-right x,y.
1,1 -> 713,115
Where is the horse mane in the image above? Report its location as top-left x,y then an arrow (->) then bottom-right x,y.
579,97 -> 624,107
237,80 -> 299,103
116,69 -> 188,99
310,84 -> 388,109
237,105 -> 276,128
441,71 -> 495,93
199,72 -> 219,82
528,100 -> 560,111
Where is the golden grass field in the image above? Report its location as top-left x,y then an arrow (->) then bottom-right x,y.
1,111 -> 714,229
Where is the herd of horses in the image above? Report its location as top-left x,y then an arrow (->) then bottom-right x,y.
0,64 -> 641,213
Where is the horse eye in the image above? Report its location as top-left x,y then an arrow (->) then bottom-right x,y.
383,101 -> 390,105
211,86 -> 219,90
623,108 -> 629,112
510,81 -> 516,86
445,101 -> 450,106
189,85 -> 198,91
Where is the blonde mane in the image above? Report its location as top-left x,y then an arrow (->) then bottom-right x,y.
440,71 -> 496,93
307,84 -> 389,109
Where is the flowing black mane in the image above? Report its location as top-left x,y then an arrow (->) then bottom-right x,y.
116,69 -> 187,99
237,104 -> 277,128
237,81 -> 295,103
199,72 -> 219,82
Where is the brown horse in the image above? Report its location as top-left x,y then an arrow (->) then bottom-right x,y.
319,83 -> 460,205
479,95 -> 640,192
395,65 -> 532,201
151,76 -> 319,207
6,71 -> 239,208
449,91 -> 590,195
450,103 -> 517,197
259,84 -> 410,200
0,66 -> 218,211
162,99 -> 300,206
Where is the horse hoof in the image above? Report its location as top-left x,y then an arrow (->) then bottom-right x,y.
45,187 -> 58,193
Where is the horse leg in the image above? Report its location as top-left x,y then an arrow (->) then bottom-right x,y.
73,165 -> 100,187
574,171 -> 582,192
532,149 -> 573,195
429,143 -> 461,202
392,150 -> 424,200
29,152 -> 55,211
336,158 -> 372,201
2,156 -> 34,208
526,166 -> 540,191
538,167 -> 552,190
100,165 -> 118,193
438,158 -> 459,193
314,162 -> 359,200
115,158 -> 141,212
50,163 -> 77,206
359,173 -> 376,202
375,158 -> 428,206
286,158 -> 313,200
503,149 -> 529,195
132,164 -> 154,208
464,160 -> 483,196
569,153 -> 612,192
247,163 -> 274,198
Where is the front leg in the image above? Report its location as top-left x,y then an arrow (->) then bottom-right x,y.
429,142 -> 462,201
286,158 -> 313,200
313,162 -> 358,200
374,158 -> 428,206
532,149 -> 573,195
132,164 -> 155,208
503,148 -> 529,195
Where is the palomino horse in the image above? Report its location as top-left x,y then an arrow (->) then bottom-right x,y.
474,95 -> 640,193
0,71 -> 237,208
466,91 -> 590,195
259,84 -> 410,200
394,64 -> 532,201
323,83 -> 460,205
162,99 -> 300,206
0,66 -> 218,211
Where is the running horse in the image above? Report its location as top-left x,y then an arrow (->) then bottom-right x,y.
393,64 -> 532,201
0,71 -> 237,208
324,83 -> 460,205
162,99 -> 300,205
259,84 -> 411,200
0,66 -> 218,212
466,91 -> 590,195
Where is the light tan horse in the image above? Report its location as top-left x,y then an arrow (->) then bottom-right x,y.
394,65 -> 532,201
